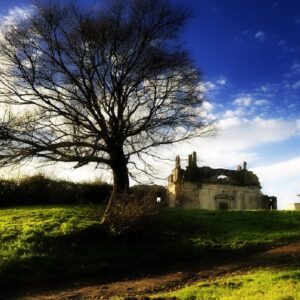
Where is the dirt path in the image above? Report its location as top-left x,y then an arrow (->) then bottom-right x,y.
19,241 -> 300,300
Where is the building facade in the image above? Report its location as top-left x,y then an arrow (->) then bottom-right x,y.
168,152 -> 276,210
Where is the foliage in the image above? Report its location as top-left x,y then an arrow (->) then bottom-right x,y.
1,207 -> 300,297
0,174 -> 112,206
156,268 -> 300,300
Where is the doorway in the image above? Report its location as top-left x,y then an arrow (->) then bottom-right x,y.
219,202 -> 229,210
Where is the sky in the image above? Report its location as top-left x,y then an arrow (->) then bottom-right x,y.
0,0 -> 300,208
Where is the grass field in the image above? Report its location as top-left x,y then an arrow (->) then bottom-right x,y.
1,206 -> 300,296
155,267 -> 300,300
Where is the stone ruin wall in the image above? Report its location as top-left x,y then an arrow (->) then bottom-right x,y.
179,182 -> 262,210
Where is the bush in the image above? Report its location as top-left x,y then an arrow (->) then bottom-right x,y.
102,187 -> 165,236
0,175 -> 112,207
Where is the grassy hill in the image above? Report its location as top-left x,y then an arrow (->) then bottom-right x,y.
1,205 -> 300,297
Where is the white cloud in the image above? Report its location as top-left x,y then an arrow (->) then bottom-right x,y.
216,77 -> 227,85
253,158 -> 300,209
254,31 -> 265,42
223,109 -> 245,118
233,96 -> 252,107
1,6 -> 34,26
261,177 -> 300,209
197,81 -> 216,94
197,76 -> 227,96
254,157 -> 300,182
202,101 -> 214,112
218,116 -> 241,128
257,83 -> 279,95
260,85 -> 269,92
254,99 -> 269,106
216,117 -> 300,150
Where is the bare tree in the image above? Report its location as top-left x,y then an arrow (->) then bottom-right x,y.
0,0 -> 210,206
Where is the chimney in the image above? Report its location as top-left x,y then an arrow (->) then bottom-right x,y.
193,151 -> 197,166
175,155 -> 181,168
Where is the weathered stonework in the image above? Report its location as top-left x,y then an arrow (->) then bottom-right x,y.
168,152 -> 277,210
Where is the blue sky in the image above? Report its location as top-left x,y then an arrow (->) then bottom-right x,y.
0,0 -> 300,208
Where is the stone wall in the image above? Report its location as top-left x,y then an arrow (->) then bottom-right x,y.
180,182 -> 262,210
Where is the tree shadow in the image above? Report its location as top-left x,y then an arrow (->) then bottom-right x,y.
0,221 -> 277,299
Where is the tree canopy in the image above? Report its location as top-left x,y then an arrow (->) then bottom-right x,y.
0,0 -> 210,193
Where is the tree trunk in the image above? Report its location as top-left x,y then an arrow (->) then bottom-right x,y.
101,148 -> 129,228
111,158 -> 129,195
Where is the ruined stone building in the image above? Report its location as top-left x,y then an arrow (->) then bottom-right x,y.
168,152 -> 277,210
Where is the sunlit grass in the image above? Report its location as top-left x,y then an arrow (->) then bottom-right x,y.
0,205 -> 103,262
155,268 -> 300,300
0,205 -> 105,294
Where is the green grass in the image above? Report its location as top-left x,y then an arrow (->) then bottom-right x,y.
1,206 -> 300,296
0,205 -> 106,294
155,268 -> 300,300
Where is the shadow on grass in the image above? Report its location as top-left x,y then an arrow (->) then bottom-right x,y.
0,223 -> 273,299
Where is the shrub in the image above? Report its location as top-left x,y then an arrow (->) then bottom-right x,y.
0,175 -> 112,207
102,187 -> 164,236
